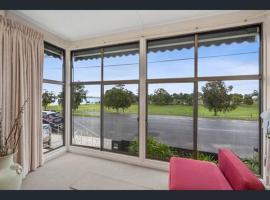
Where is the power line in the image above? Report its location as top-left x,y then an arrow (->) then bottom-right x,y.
46,51 -> 258,70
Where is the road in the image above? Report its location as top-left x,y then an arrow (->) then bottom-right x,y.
73,113 -> 259,158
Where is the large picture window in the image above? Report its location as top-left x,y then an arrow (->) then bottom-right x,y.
70,25 -> 262,175
146,25 -> 261,174
42,42 -> 65,153
71,43 -> 139,156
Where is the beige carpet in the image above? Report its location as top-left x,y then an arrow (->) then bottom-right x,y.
22,153 -> 168,190
70,172 -> 150,190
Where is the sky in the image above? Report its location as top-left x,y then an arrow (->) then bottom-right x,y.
43,35 -> 260,99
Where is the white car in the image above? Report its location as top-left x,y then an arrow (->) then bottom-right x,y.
42,124 -> 51,148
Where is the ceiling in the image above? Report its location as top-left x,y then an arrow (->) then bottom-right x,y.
12,10 -> 239,41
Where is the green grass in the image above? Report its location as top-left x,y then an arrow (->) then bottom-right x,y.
47,103 -> 259,121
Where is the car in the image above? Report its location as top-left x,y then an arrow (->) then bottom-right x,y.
42,111 -> 64,132
42,124 -> 51,148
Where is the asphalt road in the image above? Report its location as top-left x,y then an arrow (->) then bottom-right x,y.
73,113 -> 259,158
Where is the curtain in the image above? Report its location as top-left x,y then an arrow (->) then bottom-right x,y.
0,15 -> 44,176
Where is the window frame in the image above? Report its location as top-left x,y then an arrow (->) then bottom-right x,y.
69,23 -> 263,177
43,41 -> 66,154
145,24 -> 263,175
70,42 -> 140,156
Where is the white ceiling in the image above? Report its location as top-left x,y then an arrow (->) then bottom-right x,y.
12,10 -> 238,41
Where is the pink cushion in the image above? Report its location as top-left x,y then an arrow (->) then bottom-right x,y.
169,157 -> 232,190
218,149 -> 264,190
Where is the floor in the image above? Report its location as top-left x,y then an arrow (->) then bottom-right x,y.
22,153 -> 168,190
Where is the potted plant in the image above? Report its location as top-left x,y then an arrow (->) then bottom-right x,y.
0,99 -> 28,190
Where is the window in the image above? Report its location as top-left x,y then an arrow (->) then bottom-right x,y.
198,26 -> 260,77
70,25 -> 262,175
103,84 -> 139,155
71,42 -> 139,156
146,35 -> 195,161
197,27 -> 261,174
71,85 -> 101,148
147,35 -> 194,79
104,43 -> 139,80
42,42 -> 65,153
146,25 -> 261,174
147,83 -> 194,160
73,48 -> 101,82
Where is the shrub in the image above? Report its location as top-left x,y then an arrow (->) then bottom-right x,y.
129,136 -> 175,160
243,153 -> 260,174
197,152 -> 217,164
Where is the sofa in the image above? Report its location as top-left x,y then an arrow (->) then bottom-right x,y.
169,149 -> 265,190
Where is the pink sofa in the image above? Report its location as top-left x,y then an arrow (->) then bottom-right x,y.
169,149 -> 265,190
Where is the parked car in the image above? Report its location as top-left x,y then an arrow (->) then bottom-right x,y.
42,124 -> 51,148
42,111 -> 64,131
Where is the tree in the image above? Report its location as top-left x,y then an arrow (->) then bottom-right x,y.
71,85 -> 88,110
42,91 -> 56,110
252,90 -> 259,97
182,93 -> 193,106
151,88 -> 172,105
243,94 -> 254,105
104,85 -> 134,112
202,81 -> 238,116
231,93 -> 243,106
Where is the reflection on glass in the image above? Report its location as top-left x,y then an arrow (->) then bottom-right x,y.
42,83 -> 64,153
147,83 -> 193,160
103,84 -> 139,155
71,85 -> 101,148
198,80 -> 260,174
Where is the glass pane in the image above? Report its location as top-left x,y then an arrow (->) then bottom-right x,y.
103,44 -> 139,81
71,85 -> 101,148
42,83 -> 64,153
73,58 -> 101,82
198,80 -> 260,174
103,84 -> 139,156
147,36 -> 194,79
43,53 -> 64,81
198,27 -> 260,77
147,83 -> 194,161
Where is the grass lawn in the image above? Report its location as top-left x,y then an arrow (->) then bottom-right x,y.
47,103 -> 259,121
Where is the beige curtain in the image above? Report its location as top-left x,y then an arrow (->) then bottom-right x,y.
0,15 -> 44,176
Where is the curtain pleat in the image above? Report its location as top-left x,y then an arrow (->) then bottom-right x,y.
0,15 -> 44,176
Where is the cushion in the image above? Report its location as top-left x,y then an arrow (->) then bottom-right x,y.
218,149 -> 264,190
169,157 -> 232,190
